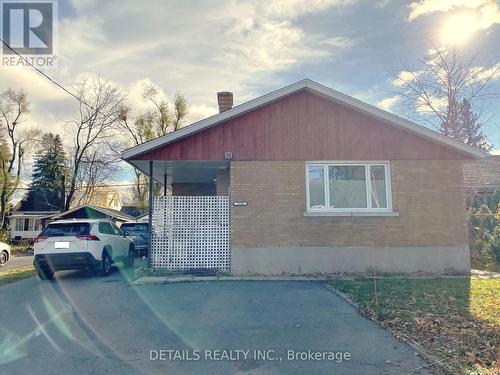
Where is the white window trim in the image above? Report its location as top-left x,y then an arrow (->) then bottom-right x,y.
305,161 -> 393,213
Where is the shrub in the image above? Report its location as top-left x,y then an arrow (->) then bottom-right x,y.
468,190 -> 500,271
0,228 -> 10,243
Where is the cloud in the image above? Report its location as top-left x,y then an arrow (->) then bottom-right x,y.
0,66 -> 75,134
471,63 -> 500,82
491,149 -> 500,155
377,96 -> 400,111
126,79 -> 167,114
392,48 -> 500,96
320,37 -> 353,47
1,0 -> 356,135
391,70 -> 421,86
407,0 -> 500,31
415,96 -> 448,114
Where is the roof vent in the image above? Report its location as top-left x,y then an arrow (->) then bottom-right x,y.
217,91 -> 233,113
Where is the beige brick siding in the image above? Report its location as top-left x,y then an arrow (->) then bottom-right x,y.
230,160 -> 468,248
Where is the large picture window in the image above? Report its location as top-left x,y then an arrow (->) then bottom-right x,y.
306,162 -> 392,212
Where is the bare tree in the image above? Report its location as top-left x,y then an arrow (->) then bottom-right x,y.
141,84 -> 187,136
65,76 -> 126,210
0,89 -> 39,228
76,149 -> 119,206
120,84 -> 188,209
395,47 -> 498,148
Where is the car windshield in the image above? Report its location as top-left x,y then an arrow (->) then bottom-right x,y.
121,223 -> 148,235
40,223 -> 91,237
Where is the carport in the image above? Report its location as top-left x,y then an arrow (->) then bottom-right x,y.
121,158 -> 231,272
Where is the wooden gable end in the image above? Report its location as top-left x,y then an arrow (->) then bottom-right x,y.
135,90 -> 473,161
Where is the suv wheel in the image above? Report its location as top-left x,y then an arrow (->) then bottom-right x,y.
0,250 -> 7,266
98,250 -> 112,277
37,267 -> 54,280
125,245 -> 135,269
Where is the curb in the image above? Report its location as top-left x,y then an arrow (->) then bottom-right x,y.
130,275 -> 330,285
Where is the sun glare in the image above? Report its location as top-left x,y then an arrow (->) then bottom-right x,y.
441,12 -> 480,46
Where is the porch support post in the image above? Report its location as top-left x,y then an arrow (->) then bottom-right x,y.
148,160 -> 154,268
163,174 -> 167,196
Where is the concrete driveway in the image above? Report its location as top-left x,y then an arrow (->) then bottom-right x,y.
0,271 -> 431,375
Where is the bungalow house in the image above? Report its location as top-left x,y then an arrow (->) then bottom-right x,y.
9,190 -> 61,243
9,211 -> 59,243
49,205 -> 134,226
122,79 -> 486,275
10,189 -> 127,242
10,205 -> 134,243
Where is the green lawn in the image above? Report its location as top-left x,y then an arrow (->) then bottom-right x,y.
328,277 -> 499,375
0,265 -> 36,287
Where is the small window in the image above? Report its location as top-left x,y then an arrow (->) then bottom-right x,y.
121,223 -> 149,234
370,165 -> 388,209
307,162 -> 392,212
111,223 -> 123,236
307,165 -> 326,209
24,218 -> 30,231
34,219 -> 43,231
98,222 -> 114,235
15,218 -> 23,231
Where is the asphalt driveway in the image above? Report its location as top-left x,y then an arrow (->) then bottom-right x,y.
0,255 -> 33,272
0,271 -> 431,375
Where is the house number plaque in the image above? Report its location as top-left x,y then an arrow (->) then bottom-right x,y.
232,201 -> 248,206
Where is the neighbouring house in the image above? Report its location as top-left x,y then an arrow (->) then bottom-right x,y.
73,188 -> 124,211
120,205 -> 145,218
122,79 -> 486,275
49,205 -> 135,226
10,204 -> 135,243
9,190 -> 62,242
134,212 -> 149,223
9,189 -> 125,242
9,211 -> 59,243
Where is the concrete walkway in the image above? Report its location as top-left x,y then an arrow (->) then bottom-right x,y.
0,270 -> 431,374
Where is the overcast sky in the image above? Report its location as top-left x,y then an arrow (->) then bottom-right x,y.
1,0 -> 499,189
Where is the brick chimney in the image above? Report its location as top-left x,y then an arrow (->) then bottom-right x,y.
217,91 -> 233,113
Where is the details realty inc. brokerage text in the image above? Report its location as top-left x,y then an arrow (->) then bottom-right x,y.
150,349 -> 352,362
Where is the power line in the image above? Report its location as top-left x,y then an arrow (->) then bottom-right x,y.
15,183 -> 149,190
0,38 -> 96,109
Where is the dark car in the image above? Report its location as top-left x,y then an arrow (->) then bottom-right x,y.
120,222 -> 149,257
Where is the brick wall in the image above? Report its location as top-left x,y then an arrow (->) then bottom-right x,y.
230,160 -> 468,248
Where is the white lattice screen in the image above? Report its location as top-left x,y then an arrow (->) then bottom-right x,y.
151,196 -> 230,272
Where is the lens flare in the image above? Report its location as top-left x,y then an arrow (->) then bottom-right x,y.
441,12 -> 480,46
